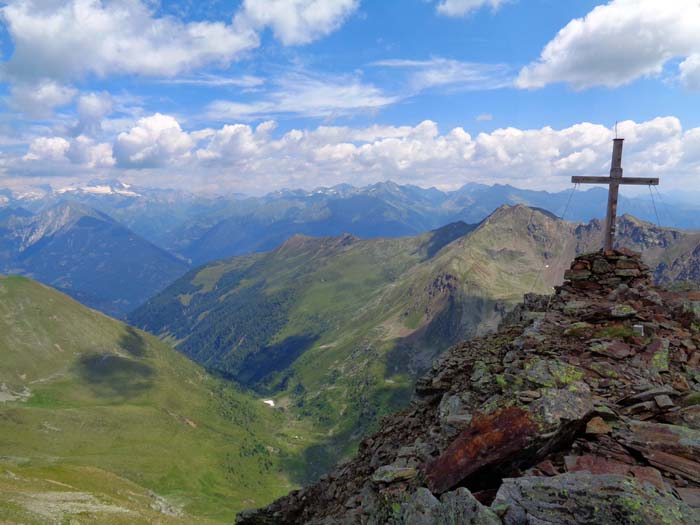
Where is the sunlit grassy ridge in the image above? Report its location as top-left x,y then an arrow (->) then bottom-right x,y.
0,275 -> 306,523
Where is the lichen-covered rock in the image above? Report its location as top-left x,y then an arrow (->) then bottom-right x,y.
372,465 -> 418,484
388,488 -> 500,525
611,303 -> 638,318
439,489 -> 501,525
530,383 -> 593,426
438,393 -> 473,432
493,472 -> 700,525
393,488 -> 441,525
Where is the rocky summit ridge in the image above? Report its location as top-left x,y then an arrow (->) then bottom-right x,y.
237,249 -> 700,525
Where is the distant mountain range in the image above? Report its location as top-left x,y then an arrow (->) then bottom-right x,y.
6,180 -> 699,264
129,205 -> 700,478
2,180 -> 698,318
0,201 -> 188,317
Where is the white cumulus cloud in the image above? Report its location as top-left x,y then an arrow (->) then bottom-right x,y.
517,0 -> 700,90
0,0 -> 259,81
680,54 -> 700,90
196,121 -> 275,162
66,135 -> 115,168
22,136 -> 71,161
235,0 -> 359,45
22,134 -> 114,168
113,113 -> 193,168
8,79 -> 76,117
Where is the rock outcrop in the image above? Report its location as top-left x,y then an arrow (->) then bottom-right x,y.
237,250 -> 700,525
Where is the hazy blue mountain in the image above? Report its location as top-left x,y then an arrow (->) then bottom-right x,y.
180,182 -> 697,264
22,180 -> 236,255
182,186 -> 443,264
441,183 -> 693,228
0,201 -> 189,317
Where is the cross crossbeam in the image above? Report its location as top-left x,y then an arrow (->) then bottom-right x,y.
571,176 -> 659,185
571,138 -> 659,251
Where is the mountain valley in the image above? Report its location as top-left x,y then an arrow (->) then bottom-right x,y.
130,205 -> 700,478
2,185 -> 700,521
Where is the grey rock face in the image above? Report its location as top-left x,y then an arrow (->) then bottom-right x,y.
493,472 -> 700,525
393,488 -> 500,525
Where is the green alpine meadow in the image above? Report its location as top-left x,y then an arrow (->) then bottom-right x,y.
0,275 -> 308,523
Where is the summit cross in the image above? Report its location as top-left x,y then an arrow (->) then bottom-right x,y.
571,138 -> 659,252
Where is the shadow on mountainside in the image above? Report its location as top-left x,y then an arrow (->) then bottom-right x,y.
236,334 -> 320,388
385,292 -> 504,378
118,326 -> 148,357
76,353 -> 155,398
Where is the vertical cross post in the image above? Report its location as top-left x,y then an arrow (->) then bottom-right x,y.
604,138 -> 624,252
571,138 -> 659,252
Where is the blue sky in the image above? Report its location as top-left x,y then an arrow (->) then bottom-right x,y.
0,0 -> 699,195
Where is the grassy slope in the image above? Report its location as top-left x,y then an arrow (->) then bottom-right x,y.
0,276 -> 305,523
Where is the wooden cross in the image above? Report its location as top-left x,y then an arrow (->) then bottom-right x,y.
571,138 -> 659,252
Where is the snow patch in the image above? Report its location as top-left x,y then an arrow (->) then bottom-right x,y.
262,399 -> 276,408
14,191 -> 46,201
56,181 -> 140,197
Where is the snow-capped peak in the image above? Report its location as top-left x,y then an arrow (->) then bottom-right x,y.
55,180 -> 141,197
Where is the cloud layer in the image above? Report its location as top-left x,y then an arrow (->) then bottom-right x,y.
0,0 -> 259,81
207,71 -> 398,120
0,0 -> 361,83
518,0 -> 700,89
16,115 -> 700,194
